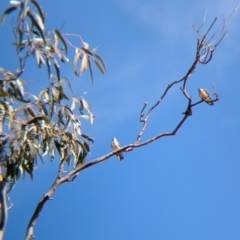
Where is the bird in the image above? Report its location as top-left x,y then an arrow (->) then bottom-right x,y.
198,87 -> 214,105
111,137 -> 124,160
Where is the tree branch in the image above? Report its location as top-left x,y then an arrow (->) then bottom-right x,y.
25,15 -> 226,239
25,163 -> 64,240
0,181 -> 7,240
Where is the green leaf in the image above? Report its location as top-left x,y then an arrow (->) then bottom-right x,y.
52,86 -> 60,103
54,58 -> 60,81
16,78 -> 24,97
81,97 -> 94,124
82,134 -> 94,143
94,60 -> 105,74
30,0 -> 45,24
36,50 -> 43,67
87,58 -> 93,85
27,140 -> 37,159
33,12 -> 44,30
50,148 -> 55,161
48,95 -> 54,121
78,54 -> 88,76
38,100 -> 48,116
73,51 -> 81,76
62,77 -> 75,94
0,101 -> 6,130
79,115 -> 89,120
77,153 -> 87,166
21,160 -> 33,179
71,98 -> 76,111
60,112 -> 70,131
24,107 -> 36,120
54,140 -> 62,156
38,88 -> 48,101
26,116 -> 48,125
61,92 -> 69,100
83,142 -> 90,152
94,54 -> 106,72
27,9 -> 46,44
42,139 -> 49,156
71,141 -> 79,167
9,81 -> 30,102
81,98 -> 90,111
64,105 -> 74,115
0,6 -> 17,24
54,29 -> 68,55
73,118 -> 81,135
57,109 -> 64,126
77,141 -> 88,153
45,57 -> 51,78
61,132 -> 72,142
81,48 -> 93,56
31,29 -> 41,36
79,99 -> 84,114
10,1 -> 22,6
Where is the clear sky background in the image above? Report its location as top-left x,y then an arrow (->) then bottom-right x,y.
0,0 -> 240,239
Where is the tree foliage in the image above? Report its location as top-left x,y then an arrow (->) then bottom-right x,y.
0,1 -> 105,238
0,0 -> 106,185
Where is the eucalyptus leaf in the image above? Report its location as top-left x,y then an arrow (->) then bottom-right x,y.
87,58 -> 93,85
73,51 -> 81,76
82,134 -> 94,143
27,10 -> 46,43
94,60 -> 105,74
94,54 -> 106,72
54,29 -> 67,55
30,0 -> 45,24
54,58 -> 60,81
0,6 -> 17,24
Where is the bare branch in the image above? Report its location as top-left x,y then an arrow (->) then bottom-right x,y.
25,163 -> 63,240
23,13 -> 229,239
0,181 -> 7,240
139,102 -> 147,122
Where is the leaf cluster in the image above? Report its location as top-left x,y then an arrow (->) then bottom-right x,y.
0,77 -> 94,186
0,0 -> 104,190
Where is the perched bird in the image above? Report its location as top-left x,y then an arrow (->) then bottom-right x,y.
111,138 -> 124,160
198,87 -> 213,105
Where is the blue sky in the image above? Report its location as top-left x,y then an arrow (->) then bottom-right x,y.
1,0 -> 240,239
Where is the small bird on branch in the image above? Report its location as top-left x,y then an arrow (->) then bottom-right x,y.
111,137 -> 124,160
198,87 -> 213,105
